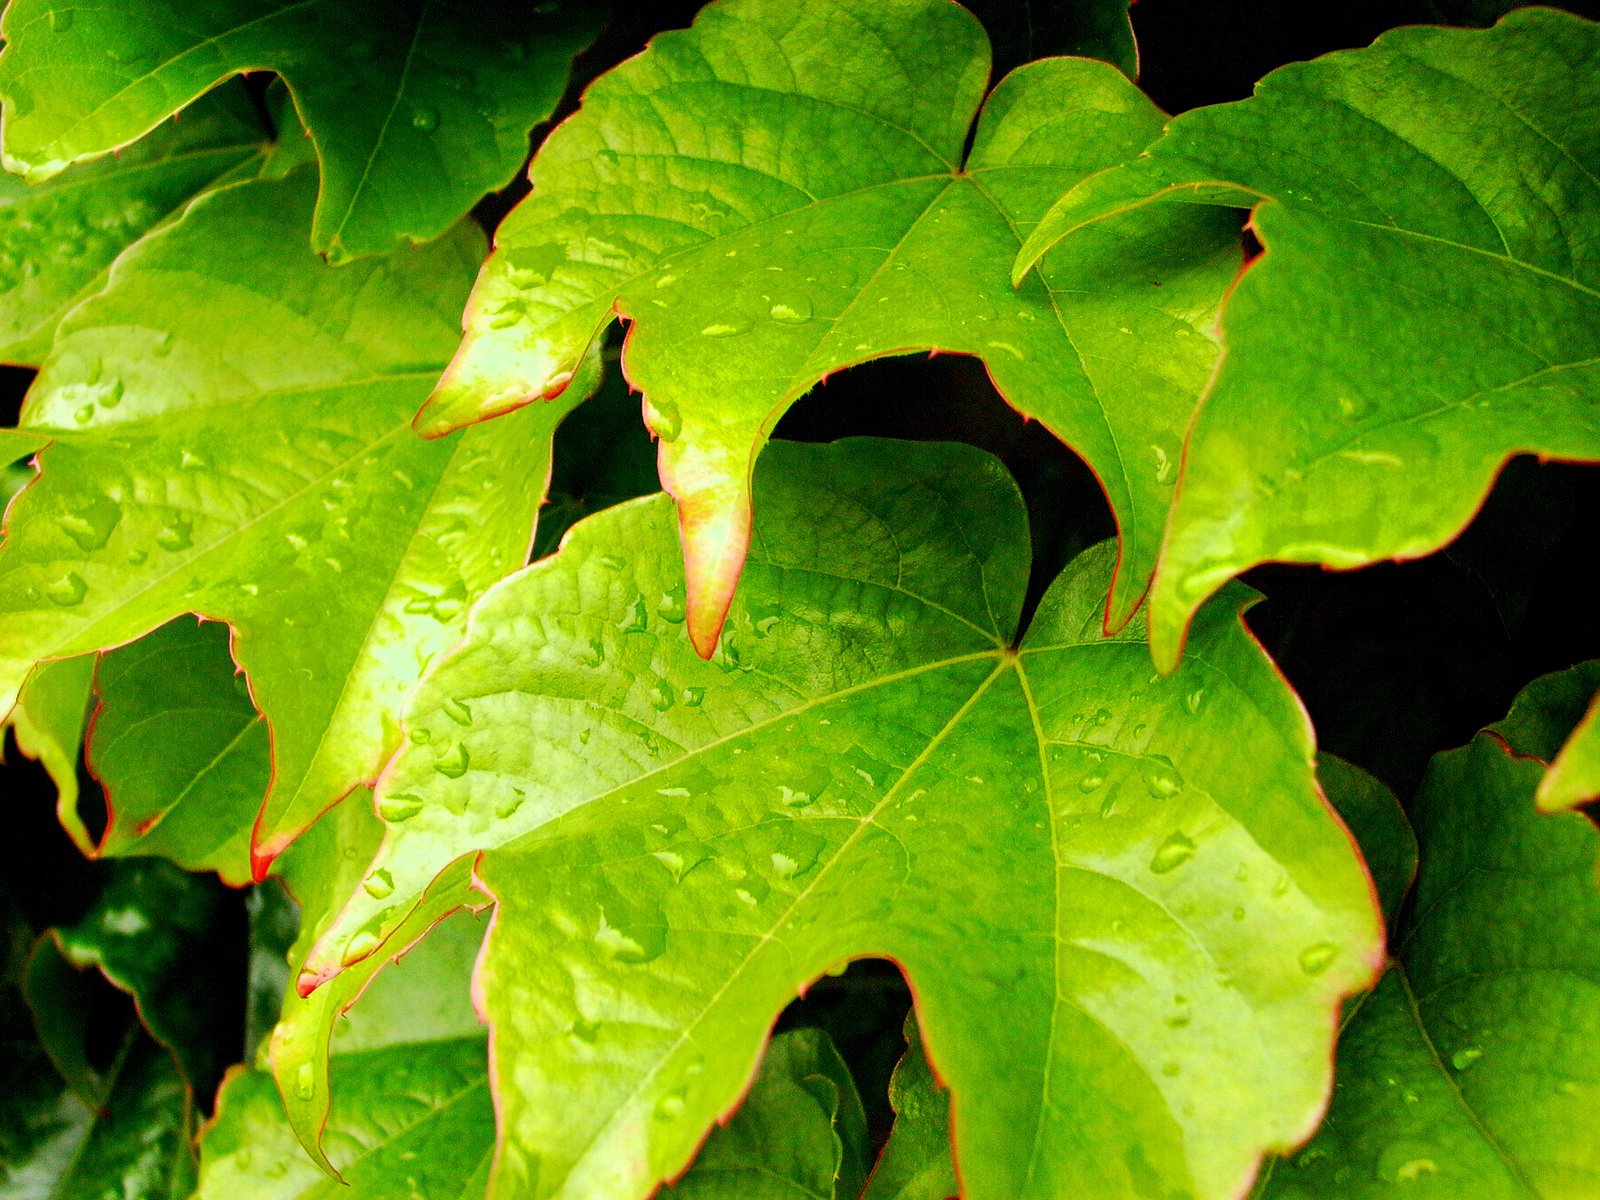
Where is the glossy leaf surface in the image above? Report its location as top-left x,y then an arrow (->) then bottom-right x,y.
428,0 -> 1239,654
0,0 -> 602,261
1016,10 -> 1600,669
0,167 -> 581,869
307,439 -> 1380,1200
0,87 -> 265,365
1256,676 -> 1600,1198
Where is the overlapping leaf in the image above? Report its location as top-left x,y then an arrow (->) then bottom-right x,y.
0,166 -> 588,871
0,0 -> 602,261
1540,689 -> 1600,812
425,0 -> 1240,655
0,87 -> 267,364
1015,9 -> 1600,671
304,439 -> 1379,1200
1255,670 -> 1600,1198
863,1015 -> 958,1200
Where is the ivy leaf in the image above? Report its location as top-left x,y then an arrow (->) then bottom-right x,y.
82,618 -> 268,886
1542,698 -> 1600,811
423,0 -> 1239,656
0,87 -> 267,365
863,1015 -> 958,1200
665,1026 -> 870,1200
0,166 -> 590,871
1255,670 -> 1600,1198
0,0 -> 602,262
305,439 -> 1380,1200
200,904 -> 493,1195
1014,9 -> 1600,670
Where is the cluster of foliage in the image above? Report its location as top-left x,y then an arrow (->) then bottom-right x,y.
1,0 -> 1597,1197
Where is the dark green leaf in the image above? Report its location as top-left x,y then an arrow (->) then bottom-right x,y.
864,1015 -> 958,1200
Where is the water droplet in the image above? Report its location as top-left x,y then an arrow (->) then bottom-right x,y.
293,1062 -> 315,1100
411,103 -> 440,132
434,744 -> 471,779
579,639 -> 606,667
1184,686 -> 1207,715
1140,755 -> 1184,799
656,584 -> 686,623
600,554 -> 626,571
363,870 -> 395,899
408,727 -> 432,745
58,497 -> 121,550
1232,906 -> 1246,922
377,791 -> 425,827
442,697 -> 473,726
768,297 -> 812,325
1161,1062 -> 1182,1077
1336,393 -> 1375,421
654,1089 -> 687,1121
48,9 -> 74,32
45,571 -> 87,606
617,596 -> 649,633
1450,1046 -> 1483,1072
1376,1142 -> 1440,1184
540,370 -> 574,400
779,785 -> 815,809
1098,793 -> 1118,818
570,1017 -> 599,1044
74,403 -> 95,424
178,447 -> 206,471
1149,436 -> 1180,486
1077,771 -> 1106,793
700,317 -> 752,338
1298,942 -> 1338,976
1149,831 -> 1197,874
341,930 -> 382,967
643,395 -> 681,441
126,548 -> 148,565
770,826 -> 826,879
681,685 -> 706,707
156,516 -> 194,551
649,679 -> 675,712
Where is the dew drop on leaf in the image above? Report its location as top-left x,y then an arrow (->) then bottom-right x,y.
293,1062 -> 314,1101
1149,831 -> 1197,874
1298,941 -> 1338,975
341,930 -> 382,967
58,497 -> 121,551
378,792 -> 425,822
434,743 -> 471,779
1375,1142 -> 1440,1184
156,516 -> 194,551
654,1089 -> 687,1121
570,1017 -> 599,1044
644,396 -> 682,442
1141,755 -> 1185,799
410,103 -> 440,132
700,317 -> 752,338
362,869 -> 395,899
1451,1046 -> 1484,1071
769,297 -> 812,325
45,571 -> 88,606
442,697 -> 473,726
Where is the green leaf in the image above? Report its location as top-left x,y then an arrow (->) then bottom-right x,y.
1256,679 -> 1600,1198
83,617 -> 268,885
0,166 -> 588,870
200,904 -> 492,1195
29,858 -> 235,1095
306,438 -> 1380,1200
266,791 -> 485,1173
1314,755 -> 1414,936
0,0 -> 602,262
666,1026 -> 869,1200
0,1030 -> 196,1199
4,654 -> 94,849
863,1015 -> 958,1200
0,87 -> 266,365
1014,9 -> 1600,670
423,0 -> 1239,655
1542,696 -> 1600,811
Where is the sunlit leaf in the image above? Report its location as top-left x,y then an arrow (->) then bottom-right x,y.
305,438 -> 1378,1200
1015,9 -> 1600,670
425,0 -> 1238,655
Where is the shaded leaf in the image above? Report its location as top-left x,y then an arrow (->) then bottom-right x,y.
964,0 -> 1136,78
86,617 -> 268,886
1542,695 -> 1600,811
666,1027 -> 870,1200
863,1015 -> 957,1200
1256,679 -> 1600,1198
0,0 -> 602,261
0,87 -> 266,365
307,438 -> 1379,1200
425,0 -> 1239,655
0,166 -> 588,870
1314,756 -> 1414,936
1015,10 -> 1600,670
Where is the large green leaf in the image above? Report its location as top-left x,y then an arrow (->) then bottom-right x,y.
0,87 -> 265,365
0,166 -> 587,871
304,438 -> 1380,1200
1256,673 -> 1600,1198
85,617 -> 268,886
0,0 -> 602,262
423,0 -> 1239,656
1014,9 -> 1600,670
863,1015 -> 958,1200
